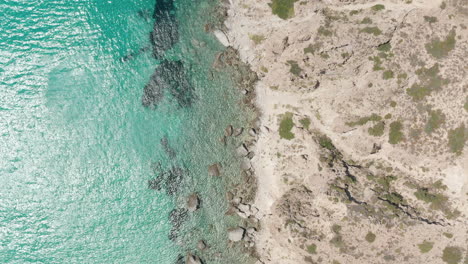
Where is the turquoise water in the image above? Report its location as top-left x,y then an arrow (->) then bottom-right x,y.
0,0 -> 254,263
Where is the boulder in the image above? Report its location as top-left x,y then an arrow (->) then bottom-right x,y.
186,253 -> 202,264
236,144 -> 249,156
249,128 -> 257,136
208,163 -> 220,177
234,127 -> 244,137
225,125 -> 233,137
186,193 -> 200,212
228,227 -> 245,242
197,240 -> 207,251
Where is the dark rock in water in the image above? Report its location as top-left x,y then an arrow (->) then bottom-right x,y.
153,0 -> 176,19
186,193 -> 200,212
150,0 -> 178,59
148,165 -> 185,196
168,208 -> 188,241
142,60 -> 195,108
186,253 -> 203,264
197,240 -> 207,251
150,16 -> 179,60
160,136 -> 176,158
175,255 -> 185,264
208,163 -> 220,177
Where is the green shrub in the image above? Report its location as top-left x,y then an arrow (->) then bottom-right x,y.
279,112 -> 295,139
425,109 -> 445,134
346,113 -> 382,126
299,117 -> 311,129
442,247 -> 462,264
365,232 -> 376,243
249,34 -> 266,45
424,16 -> 438,23
377,42 -> 392,52
464,97 -> 468,112
304,43 -> 321,54
287,60 -> 302,76
318,26 -> 333,36
389,121 -> 404,144
448,124 -> 466,155
361,26 -> 382,36
383,70 -> 394,80
368,121 -> 385,136
414,188 -> 448,210
306,244 -> 317,254
406,63 -> 448,100
371,4 -> 385,11
425,29 -> 456,59
269,0 -> 297,19
360,17 -> 372,24
418,240 -> 434,253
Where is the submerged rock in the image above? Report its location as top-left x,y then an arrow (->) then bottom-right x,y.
151,0 -> 179,59
186,193 -> 200,212
208,163 -> 220,177
228,227 -> 245,242
148,166 -> 185,196
233,127 -> 244,137
142,60 -> 195,109
197,240 -> 207,251
168,208 -> 188,241
225,125 -> 233,137
186,253 -> 202,264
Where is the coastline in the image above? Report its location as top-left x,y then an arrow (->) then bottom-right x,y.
217,0 -> 468,263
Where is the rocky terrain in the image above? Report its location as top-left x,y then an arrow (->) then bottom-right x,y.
216,0 -> 468,263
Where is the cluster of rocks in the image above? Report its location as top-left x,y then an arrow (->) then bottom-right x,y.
228,226 -> 257,248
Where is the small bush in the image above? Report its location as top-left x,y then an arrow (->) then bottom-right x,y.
304,43 -> 321,54
425,29 -> 456,59
361,26 -> 382,36
365,232 -> 376,243
318,26 -> 333,36
424,16 -> 438,23
407,63 -> 447,100
299,117 -> 311,129
360,17 -> 373,24
346,113 -> 382,126
425,109 -> 445,134
418,241 -> 434,253
383,70 -> 394,80
448,124 -> 466,155
287,60 -> 302,76
270,0 -> 297,19
368,121 -> 385,136
377,42 -> 392,52
442,247 -> 462,264
371,4 -> 385,11
279,112 -> 295,139
389,121 -> 404,144
306,244 -> 317,254
249,34 -> 266,45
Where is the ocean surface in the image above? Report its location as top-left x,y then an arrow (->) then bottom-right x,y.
0,0 -> 254,263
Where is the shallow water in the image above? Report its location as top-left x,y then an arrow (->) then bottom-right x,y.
0,0 -> 254,263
